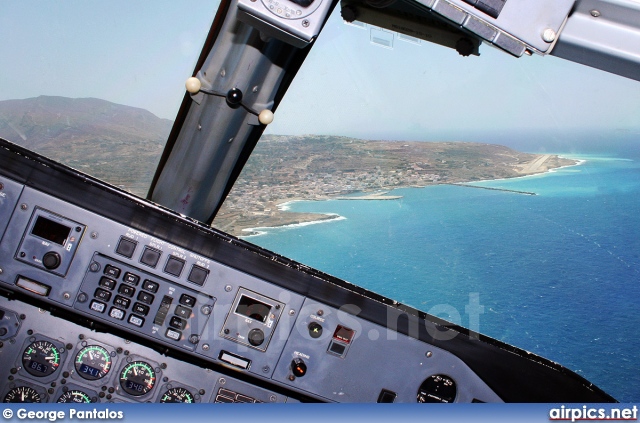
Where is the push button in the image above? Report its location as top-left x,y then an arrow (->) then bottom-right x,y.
116,237 -> 137,258
99,277 -> 116,290
113,296 -> 131,309
137,291 -> 155,305
109,307 -> 125,320
164,256 -> 185,277
140,247 -> 161,268
169,316 -> 186,330
187,265 -> 209,286
90,300 -> 106,313
104,264 -> 121,278
174,306 -> 192,319
117,284 -> 135,298
142,280 -> 159,293
179,294 -> 196,307
94,288 -> 112,302
133,302 -> 150,316
165,328 -> 181,341
123,272 -> 140,286
128,314 -> 145,327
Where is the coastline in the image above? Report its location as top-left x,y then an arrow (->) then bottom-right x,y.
240,213 -> 346,238
229,154 -> 584,238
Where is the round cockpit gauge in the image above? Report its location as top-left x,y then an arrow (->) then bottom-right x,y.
119,361 -> 156,396
75,345 -> 112,380
159,387 -> 195,403
57,390 -> 92,403
417,374 -> 457,403
22,340 -> 61,377
3,386 -> 42,403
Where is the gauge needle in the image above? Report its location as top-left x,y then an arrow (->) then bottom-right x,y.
89,350 -> 94,360
133,366 -> 138,376
21,389 -> 25,402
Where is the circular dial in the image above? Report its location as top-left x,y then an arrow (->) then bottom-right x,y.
57,390 -> 92,403
159,387 -> 195,403
22,340 -> 61,377
119,361 -> 156,396
4,386 -> 42,403
75,345 -> 112,380
417,374 -> 457,403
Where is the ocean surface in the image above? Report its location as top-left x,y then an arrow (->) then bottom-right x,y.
244,149 -> 640,402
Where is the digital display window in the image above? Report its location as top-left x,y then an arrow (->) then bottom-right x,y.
235,295 -> 271,323
31,216 -> 71,246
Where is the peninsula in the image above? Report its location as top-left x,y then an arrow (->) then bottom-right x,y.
212,135 -> 576,236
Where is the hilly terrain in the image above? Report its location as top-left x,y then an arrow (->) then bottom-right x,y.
0,97 -> 576,236
0,96 -> 172,195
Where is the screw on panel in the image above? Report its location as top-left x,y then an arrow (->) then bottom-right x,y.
189,335 -> 200,344
0,268 -> 3,275
426,351 -> 433,358
90,232 -> 98,239
63,292 -> 70,300
270,395 -> 277,402
302,19 -> 310,27
202,343 -> 210,351
20,203 -> 28,211
288,310 -> 296,316
262,366 -> 270,373
218,378 -> 226,385
542,28 -> 556,43
200,306 -> 212,316
590,9 -> 601,17
224,285 -> 232,292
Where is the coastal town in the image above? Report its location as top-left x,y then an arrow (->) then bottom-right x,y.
212,135 -> 576,236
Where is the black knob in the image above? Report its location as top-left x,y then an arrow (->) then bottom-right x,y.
291,358 -> 307,377
248,328 -> 265,346
42,252 -> 61,270
0,327 -> 7,337
226,88 -> 243,106
308,322 -> 323,338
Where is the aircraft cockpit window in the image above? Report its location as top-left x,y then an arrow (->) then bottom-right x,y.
211,8 -> 640,402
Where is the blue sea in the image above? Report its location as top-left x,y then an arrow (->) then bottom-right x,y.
245,148 -> 640,402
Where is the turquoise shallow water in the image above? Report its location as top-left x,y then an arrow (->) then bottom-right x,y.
245,152 -> 640,402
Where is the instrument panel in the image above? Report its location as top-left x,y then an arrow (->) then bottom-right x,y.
0,138 -> 616,403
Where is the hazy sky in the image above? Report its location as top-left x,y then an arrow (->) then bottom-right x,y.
1,1 -> 639,148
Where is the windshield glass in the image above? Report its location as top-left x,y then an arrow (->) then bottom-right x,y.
2,1 -> 640,403
212,10 -> 640,402
0,0 -> 217,195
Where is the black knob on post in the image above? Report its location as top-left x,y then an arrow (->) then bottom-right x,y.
291,358 -> 307,377
248,328 -> 265,346
42,252 -> 61,270
226,88 -> 243,107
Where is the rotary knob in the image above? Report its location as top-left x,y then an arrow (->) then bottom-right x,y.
291,358 -> 307,377
248,328 -> 265,346
42,252 -> 61,270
